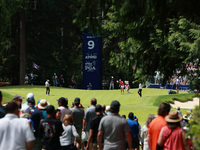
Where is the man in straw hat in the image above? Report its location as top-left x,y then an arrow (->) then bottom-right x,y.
157,111 -> 190,150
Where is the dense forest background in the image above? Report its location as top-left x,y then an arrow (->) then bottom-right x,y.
0,0 -> 199,89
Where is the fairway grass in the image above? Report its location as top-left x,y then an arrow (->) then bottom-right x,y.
0,85 -> 195,126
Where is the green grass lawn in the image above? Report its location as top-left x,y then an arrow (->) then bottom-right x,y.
0,85 -> 196,126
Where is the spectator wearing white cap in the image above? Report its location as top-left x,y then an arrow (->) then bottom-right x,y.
21,93 -> 35,108
106,105 -> 111,115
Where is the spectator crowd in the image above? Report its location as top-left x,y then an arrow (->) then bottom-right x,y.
0,90 -> 193,150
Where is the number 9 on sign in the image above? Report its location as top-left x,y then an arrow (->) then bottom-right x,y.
88,40 -> 95,49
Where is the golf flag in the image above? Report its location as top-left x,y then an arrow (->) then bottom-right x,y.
32,62 -> 40,70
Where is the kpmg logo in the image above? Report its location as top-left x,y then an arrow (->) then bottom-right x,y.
85,53 -> 97,59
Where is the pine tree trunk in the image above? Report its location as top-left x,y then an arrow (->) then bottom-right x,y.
19,7 -> 26,85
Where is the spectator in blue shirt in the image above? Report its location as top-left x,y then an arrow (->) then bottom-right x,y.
127,112 -> 139,150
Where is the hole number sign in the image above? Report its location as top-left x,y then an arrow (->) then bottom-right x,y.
88,40 -> 95,49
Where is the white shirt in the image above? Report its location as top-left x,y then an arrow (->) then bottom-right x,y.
0,114 -> 35,150
139,83 -> 142,89
45,81 -> 49,87
141,125 -> 149,150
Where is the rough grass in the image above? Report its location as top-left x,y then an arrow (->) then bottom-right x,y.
0,85 -> 196,126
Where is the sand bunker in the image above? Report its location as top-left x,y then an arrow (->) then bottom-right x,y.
171,97 -> 199,109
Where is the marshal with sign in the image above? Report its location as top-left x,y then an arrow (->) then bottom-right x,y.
82,30 -> 102,90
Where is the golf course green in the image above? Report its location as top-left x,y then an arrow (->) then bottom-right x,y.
0,85 -> 195,126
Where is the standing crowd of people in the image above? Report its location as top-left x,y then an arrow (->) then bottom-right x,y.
0,90 -> 193,150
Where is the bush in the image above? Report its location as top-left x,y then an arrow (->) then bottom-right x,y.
187,106 -> 200,149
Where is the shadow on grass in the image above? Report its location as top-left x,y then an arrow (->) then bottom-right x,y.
1,91 -> 13,102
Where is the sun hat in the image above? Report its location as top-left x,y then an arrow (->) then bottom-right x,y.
165,111 -> 183,123
37,99 -> 50,109
20,112 -> 31,118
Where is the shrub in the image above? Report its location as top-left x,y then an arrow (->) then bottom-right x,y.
187,106 -> 200,149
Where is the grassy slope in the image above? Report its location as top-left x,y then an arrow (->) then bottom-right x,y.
0,85 -> 196,126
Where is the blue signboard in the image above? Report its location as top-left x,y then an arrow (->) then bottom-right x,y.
82,30 -> 102,90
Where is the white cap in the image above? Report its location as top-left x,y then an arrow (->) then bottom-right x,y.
106,106 -> 110,111
27,93 -> 34,100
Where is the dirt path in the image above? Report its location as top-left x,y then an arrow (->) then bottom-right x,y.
171,97 -> 199,109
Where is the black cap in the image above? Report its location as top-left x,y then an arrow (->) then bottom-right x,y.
74,97 -> 80,104
110,100 -> 120,112
57,97 -> 68,103
57,97 -> 68,107
46,105 -> 55,114
27,97 -> 35,104
95,104 -> 102,112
